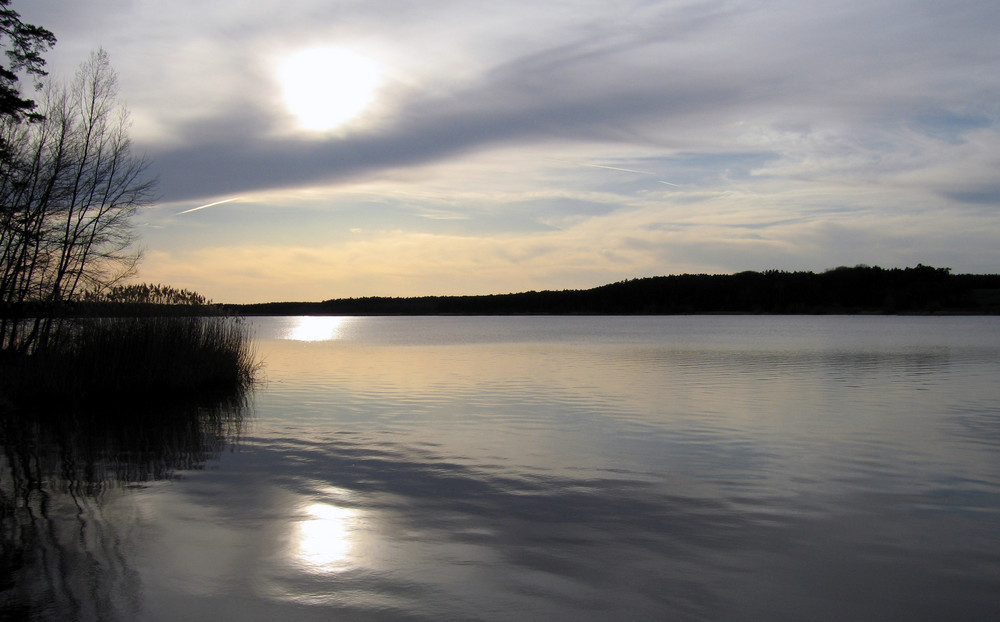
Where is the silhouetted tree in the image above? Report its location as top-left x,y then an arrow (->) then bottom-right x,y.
0,49 -> 155,353
0,1 -> 55,139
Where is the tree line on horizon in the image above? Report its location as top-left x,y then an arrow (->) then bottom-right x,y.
227,264 -> 1000,316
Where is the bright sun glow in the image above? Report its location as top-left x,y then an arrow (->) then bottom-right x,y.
287,316 -> 345,341
297,503 -> 358,571
279,47 -> 379,131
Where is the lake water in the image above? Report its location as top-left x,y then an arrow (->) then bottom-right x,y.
3,315 -> 1000,620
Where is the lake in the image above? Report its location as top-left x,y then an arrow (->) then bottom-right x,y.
3,315 -> 1000,620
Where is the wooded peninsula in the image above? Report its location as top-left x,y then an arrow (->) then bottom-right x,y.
220,265 -> 1000,316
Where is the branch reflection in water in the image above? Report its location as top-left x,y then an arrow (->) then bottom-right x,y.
0,392 -> 250,621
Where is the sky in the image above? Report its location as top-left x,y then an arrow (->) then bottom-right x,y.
17,0 -> 1000,303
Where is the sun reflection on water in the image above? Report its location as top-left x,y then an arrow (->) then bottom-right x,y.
286,316 -> 346,341
296,503 -> 359,572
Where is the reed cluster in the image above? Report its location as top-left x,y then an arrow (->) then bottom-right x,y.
0,315 -> 260,408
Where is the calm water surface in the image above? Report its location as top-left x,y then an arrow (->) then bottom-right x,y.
3,316 -> 1000,620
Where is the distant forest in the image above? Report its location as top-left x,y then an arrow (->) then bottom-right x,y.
228,265 -> 1000,316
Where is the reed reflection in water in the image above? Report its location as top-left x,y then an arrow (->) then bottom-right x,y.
0,395 -> 249,622
3,315 -> 1000,621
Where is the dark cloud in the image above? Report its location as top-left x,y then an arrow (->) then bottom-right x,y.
941,187 -> 1000,207
912,111 -> 994,145
22,0 -> 1000,206
149,56 -> 745,202
14,0 -> 1000,297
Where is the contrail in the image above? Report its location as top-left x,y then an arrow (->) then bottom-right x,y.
583,163 -> 655,175
583,163 -> 683,187
176,197 -> 241,215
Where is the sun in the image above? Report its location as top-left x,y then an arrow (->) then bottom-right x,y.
279,47 -> 379,131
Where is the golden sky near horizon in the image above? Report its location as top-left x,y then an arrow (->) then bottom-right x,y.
19,0 -> 1000,302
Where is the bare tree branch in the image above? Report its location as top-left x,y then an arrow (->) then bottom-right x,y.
0,49 -> 156,353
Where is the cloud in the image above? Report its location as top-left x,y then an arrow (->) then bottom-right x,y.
109,0 -> 995,206
16,0 -> 1000,300
138,171 -> 1000,303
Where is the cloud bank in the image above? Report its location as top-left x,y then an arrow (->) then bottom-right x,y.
19,0 -> 1000,301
